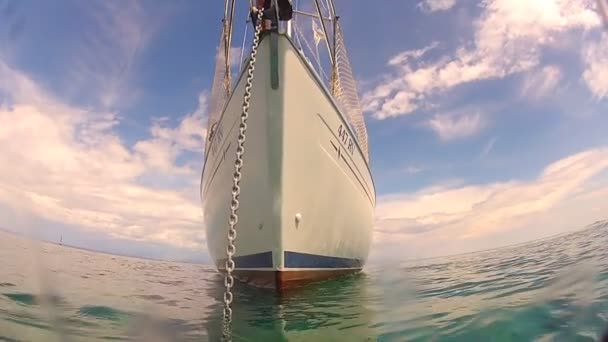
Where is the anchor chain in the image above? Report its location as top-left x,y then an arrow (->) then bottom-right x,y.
222,6 -> 264,342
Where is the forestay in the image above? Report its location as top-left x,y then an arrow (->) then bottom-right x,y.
204,0 -> 370,162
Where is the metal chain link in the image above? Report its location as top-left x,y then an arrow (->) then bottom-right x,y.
222,7 -> 265,342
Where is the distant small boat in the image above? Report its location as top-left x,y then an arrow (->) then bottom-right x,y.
201,0 -> 375,289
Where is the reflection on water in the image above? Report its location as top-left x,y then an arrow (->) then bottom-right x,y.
204,273 -> 376,341
0,222 -> 607,341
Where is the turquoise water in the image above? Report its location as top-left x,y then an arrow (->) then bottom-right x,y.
1,222 -> 607,341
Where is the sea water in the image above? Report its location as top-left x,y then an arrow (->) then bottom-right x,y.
1,223 -> 607,341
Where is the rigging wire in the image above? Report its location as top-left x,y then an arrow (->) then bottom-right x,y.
239,11 -> 250,69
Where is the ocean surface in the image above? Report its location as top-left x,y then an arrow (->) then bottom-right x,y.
1,222 -> 607,342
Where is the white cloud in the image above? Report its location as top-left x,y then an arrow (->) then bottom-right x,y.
230,46 -> 245,69
65,1 -> 158,110
582,33 -> 608,99
479,137 -> 497,159
384,166 -> 426,178
419,0 -> 456,13
363,0 -> 601,119
405,166 -> 424,175
0,59 -> 207,250
387,42 -> 440,67
520,65 -> 563,100
373,147 -> 608,258
151,93 -> 208,151
427,111 -> 485,141
135,93 -> 208,174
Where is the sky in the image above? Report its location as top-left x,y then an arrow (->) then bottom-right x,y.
0,0 -> 607,264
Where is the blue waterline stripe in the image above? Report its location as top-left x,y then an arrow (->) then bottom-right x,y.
284,251 -> 363,269
217,251 -> 273,269
217,251 -> 363,269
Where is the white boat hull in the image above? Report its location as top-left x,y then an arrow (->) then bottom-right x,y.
201,33 -> 375,289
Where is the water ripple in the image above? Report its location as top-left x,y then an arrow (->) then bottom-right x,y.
0,222 -> 606,340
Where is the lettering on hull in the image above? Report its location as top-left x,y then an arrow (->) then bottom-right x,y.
322,115 -> 374,204
337,124 -> 355,155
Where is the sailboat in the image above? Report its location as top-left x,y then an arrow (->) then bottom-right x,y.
201,0 -> 375,289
